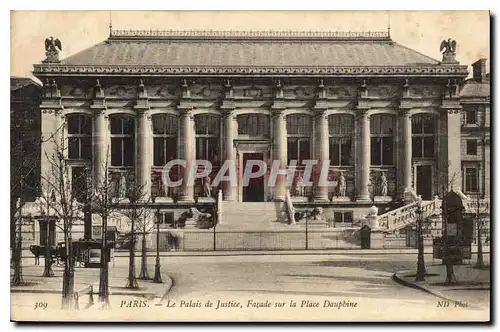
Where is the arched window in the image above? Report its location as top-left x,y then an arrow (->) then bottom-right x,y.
237,114 -> 270,138
287,114 -> 311,165
370,114 -> 395,166
412,114 -> 437,158
195,114 -> 220,165
328,115 -> 354,166
67,114 -> 92,160
110,114 -> 135,167
153,114 -> 178,166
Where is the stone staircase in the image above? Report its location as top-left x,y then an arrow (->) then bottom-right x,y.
218,201 -> 288,230
379,196 -> 440,233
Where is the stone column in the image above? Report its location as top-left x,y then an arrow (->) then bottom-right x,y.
447,109 -> 462,191
356,110 -> 370,201
92,108 -> 108,189
272,110 -> 287,201
222,110 -> 237,201
136,110 -> 152,199
178,108 -> 195,202
401,109 -> 413,195
313,111 -> 329,202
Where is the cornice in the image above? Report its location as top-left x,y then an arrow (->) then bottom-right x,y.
33,64 -> 469,78
108,29 -> 391,41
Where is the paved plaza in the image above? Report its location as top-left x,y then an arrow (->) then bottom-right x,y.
11,251 -> 490,322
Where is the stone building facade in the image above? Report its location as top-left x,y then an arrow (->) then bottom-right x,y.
11,77 -> 42,246
28,30 -> 483,248
459,59 -> 490,199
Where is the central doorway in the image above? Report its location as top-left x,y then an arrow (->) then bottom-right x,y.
242,153 -> 265,202
415,165 -> 433,200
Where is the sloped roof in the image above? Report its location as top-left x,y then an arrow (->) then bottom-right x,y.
460,80 -> 490,98
11,76 -> 41,91
61,31 -> 440,67
33,30 -> 470,77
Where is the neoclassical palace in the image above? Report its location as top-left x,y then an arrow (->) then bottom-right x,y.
26,29 -> 489,250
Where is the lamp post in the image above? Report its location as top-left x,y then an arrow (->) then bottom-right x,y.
152,196 -> 162,284
415,195 -> 426,281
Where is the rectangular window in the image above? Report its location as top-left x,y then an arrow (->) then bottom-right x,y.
71,166 -> 88,202
466,109 -> 478,125
328,138 -> 352,166
423,137 -> 435,158
68,137 -> 80,159
287,139 -> 298,165
370,114 -> 394,166
333,211 -> 353,224
287,138 -> 310,165
465,167 -> 479,192
110,115 -> 135,167
238,114 -> 269,137
67,114 -> 92,160
466,140 -> 478,155
196,137 -> 220,165
154,137 -> 177,166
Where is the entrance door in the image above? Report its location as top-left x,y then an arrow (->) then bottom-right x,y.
416,165 -> 433,200
242,153 -> 265,202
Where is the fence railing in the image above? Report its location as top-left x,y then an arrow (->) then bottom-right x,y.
380,196 -> 439,232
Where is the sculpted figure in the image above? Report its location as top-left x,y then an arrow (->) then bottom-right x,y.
294,173 -> 305,197
119,173 -> 128,198
380,172 -> 388,197
338,172 -> 346,197
312,207 -> 324,220
203,175 -> 212,198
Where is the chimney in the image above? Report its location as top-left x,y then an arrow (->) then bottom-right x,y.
472,58 -> 487,83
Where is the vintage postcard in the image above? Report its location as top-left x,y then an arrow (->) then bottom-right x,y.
10,10 -> 490,322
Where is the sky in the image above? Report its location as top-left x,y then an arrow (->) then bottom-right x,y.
10,11 -> 490,80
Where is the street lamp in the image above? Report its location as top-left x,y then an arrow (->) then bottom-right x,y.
415,195 -> 426,281
152,195 -> 162,284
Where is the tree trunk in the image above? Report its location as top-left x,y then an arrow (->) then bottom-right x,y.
11,216 -> 24,285
445,257 -> 456,284
476,221 -> 484,268
43,221 -> 54,277
126,219 -> 138,288
99,216 -> 110,308
139,233 -> 149,280
61,232 -> 75,310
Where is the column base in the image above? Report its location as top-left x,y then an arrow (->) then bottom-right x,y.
356,195 -> 371,202
177,196 -> 195,204
313,196 -> 330,203
222,193 -> 237,201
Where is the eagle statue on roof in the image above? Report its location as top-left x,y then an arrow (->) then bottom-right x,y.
440,38 -> 456,54
45,36 -> 62,52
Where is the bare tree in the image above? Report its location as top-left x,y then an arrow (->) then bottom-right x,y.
37,132 -> 85,309
11,136 -> 40,285
119,173 -> 151,288
137,204 -> 156,281
91,148 -> 119,308
470,194 -> 489,268
11,197 -> 25,285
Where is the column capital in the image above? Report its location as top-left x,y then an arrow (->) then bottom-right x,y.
177,105 -> 194,116
271,108 -> 286,119
91,107 -> 107,117
356,109 -> 370,119
400,108 -> 412,117
221,109 -> 236,119
313,109 -> 328,119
